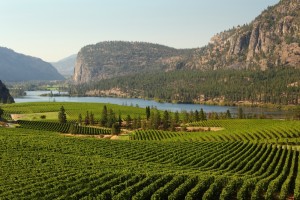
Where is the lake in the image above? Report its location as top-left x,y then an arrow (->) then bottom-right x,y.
14,91 -> 291,118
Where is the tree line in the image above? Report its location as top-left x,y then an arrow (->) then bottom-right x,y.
57,105 -> 235,134
70,68 -> 300,105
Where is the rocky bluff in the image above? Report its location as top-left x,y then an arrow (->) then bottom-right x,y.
73,0 -> 300,83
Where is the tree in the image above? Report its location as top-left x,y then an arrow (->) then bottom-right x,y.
90,112 -> 95,125
225,110 -> 232,119
111,123 -> 121,135
0,106 -> 3,120
174,111 -> 180,124
100,105 -> 108,127
118,114 -> 122,128
195,110 -> 200,121
162,110 -> 169,130
146,106 -> 151,120
125,115 -> 132,129
153,110 -> 161,129
238,107 -> 244,119
58,106 -> 67,123
137,115 -> 141,129
85,111 -> 90,125
78,113 -> 82,125
200,108 -> 206,121
107,109 -> 116,128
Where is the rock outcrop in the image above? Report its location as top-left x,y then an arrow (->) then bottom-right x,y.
73,0 -> 300,83
0,80 -> 14,103
185,0 -> 300,70
73,41 -> 192,83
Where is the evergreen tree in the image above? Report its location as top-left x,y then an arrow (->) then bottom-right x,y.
182,111 -> 189,123
118,114 -> 122,128
125,115 -> 132,129
162,110 -> 169,130
153,110 -> 161,129
85,111 -> 90,125
0,106 -> 3,120
238,107 -> 244,119
107,109 -> 116,128
174,111 -> 180,124
137,115 -> 142,129
225,110 -> 232,119
111,123 -> 121,135
146,106 -> 151,120
90,112 -> 95,125
78,113 -> 82,125
200,108 -> 206,121
189,110 -> 195,122
58,106 -> 67,123
195,110 -> 200,121
100,105 -> 108,127
132,117 -> 138,129
169,115 -> 176,131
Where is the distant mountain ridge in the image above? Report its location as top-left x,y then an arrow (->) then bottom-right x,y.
51,54 -> 76,77
0,47 -> 64,81
73,0 -> 300,84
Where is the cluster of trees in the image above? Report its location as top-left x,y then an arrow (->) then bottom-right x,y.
58,106 -> 67,123
0,106 -> 3,120
70,68 -> 300,105
58,104 -> 237,134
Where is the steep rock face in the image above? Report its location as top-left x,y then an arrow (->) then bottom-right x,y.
185,0 -> 300,70
0,80 -> 14,103
73,41 -> 191,83
73,0 -> 300,84
0,47 -> 65,81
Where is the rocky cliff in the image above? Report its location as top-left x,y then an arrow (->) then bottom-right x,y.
0,47 -> 65,81
73,0 -> 300,83
185,0 -> 300,70
0,80 -> 14,103
73,41 -> 191,83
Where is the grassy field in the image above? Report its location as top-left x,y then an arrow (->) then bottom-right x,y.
1,102 -> 300,199
2,102 -> 147,121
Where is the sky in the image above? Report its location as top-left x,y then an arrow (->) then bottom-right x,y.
0,0 -> 279,62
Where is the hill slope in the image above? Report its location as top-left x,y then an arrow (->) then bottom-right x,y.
73,41 -> 192,83
51,54 -> 76,77
73,0 -> 300,84
0,80 -> 14,103
185,0 -> 300,70
0,47 -> 65,81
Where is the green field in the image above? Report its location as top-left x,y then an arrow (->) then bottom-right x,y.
1,102 -> 300,199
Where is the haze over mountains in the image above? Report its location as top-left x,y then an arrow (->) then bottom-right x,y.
0,0 -> 299,84
51,54 -> 76,77
73,0 -> 300,84
0,47 -> 64,82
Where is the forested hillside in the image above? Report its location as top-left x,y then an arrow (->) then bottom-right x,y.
73,0 -> 300,85
70,68 -> 300,105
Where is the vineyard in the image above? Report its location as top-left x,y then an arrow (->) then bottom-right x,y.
1,102 -> 300,199
17,120 -> 111,135
131,120 -> 300,146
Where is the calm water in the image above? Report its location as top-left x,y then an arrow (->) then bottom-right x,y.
14,91 -> 290,118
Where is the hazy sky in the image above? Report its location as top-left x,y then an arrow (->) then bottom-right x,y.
1,0 -> 279,62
